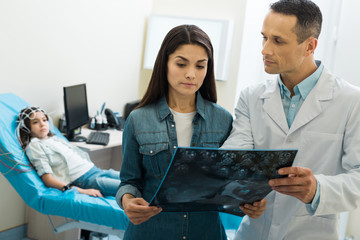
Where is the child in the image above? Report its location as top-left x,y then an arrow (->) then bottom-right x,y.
16,106 -> 120,197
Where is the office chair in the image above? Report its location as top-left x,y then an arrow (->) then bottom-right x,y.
123,100 -> 141,120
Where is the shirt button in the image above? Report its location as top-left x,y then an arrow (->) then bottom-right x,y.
184,214 -> 187,218
171,124 -> 175,128
150,150 -> 153,154
173,146 -> 177,149
183,237 -> 186,240
291,104 -> 295,108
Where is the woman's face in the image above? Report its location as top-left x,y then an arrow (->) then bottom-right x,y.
167,44 -> 208,100
29,111 -> 50,139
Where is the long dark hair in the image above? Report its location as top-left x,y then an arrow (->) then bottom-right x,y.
17,107 -> 54,149
137,24 -> 216,109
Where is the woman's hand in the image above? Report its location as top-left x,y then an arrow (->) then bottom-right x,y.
122,194 -> 162,225
74,187 -> 104,198
240,198 -> 267,219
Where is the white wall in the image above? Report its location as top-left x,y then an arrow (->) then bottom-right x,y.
334,0 -> 360,86
0,0 -> 152,119
0,0 -> 152,232
333,0 -> 360,238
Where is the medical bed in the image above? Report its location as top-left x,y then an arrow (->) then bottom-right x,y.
0,93 -> 242,239
0,93 -> 128,239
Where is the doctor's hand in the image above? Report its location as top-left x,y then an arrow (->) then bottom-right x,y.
240,198 -> 267,218
268,166 -> 317,204
122,194 -> 162,225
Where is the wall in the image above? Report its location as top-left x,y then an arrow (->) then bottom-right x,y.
0,0 -> 152,232
0,0 -> 152,119
333,0 -> 360,238
333,0 -> 360,85
139,0 -> 247,114
0,175 -> 26,233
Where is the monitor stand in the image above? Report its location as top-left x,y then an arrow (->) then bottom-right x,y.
73,135 -> 87,142
66,128 -> 87,142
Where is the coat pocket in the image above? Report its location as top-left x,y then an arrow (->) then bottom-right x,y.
298,131 -> 343,174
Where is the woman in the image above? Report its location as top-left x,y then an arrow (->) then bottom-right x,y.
116,25 -> 266,239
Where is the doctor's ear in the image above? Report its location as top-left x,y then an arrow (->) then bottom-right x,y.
304,37 -> 318,56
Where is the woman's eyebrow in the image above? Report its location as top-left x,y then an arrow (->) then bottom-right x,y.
175,56 -> 208,63
197,59 -> 208,63
175,56 -> 189,62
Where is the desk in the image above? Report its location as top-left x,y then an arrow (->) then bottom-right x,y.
71,128 -> 123,171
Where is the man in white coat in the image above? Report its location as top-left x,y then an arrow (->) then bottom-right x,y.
222,0 -> 360,239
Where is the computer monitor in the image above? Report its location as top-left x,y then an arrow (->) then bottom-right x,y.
63,83 -> 90,141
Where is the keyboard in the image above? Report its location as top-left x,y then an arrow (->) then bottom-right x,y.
86,132 -> 110,146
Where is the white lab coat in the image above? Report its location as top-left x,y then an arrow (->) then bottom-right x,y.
223,67 -> 360,240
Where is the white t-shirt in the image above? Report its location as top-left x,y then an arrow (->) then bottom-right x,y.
46,137 -> 93,181
26,136 -> 93,183
170,108 -> 196,147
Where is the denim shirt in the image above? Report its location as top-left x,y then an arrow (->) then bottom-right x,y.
117,92 -> 233,240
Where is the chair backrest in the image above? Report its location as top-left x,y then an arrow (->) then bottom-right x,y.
123,99 -> 140,120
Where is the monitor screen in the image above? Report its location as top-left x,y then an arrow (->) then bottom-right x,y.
63,83 -> 90,141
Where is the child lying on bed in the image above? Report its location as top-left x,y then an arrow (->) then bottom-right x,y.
16,106 -> 120,197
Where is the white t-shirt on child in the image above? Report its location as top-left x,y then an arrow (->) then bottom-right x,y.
26,136 -> 93,184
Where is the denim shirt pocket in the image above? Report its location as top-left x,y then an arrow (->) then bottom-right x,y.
200,131 -> 227,148
139,142 -> 170,179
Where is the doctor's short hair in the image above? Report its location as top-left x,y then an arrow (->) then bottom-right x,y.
270,0 -> 323,43
137,24 -> 216,109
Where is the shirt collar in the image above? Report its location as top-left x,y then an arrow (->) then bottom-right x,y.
278,60 -> 324,99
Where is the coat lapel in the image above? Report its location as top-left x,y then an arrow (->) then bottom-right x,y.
261,79 -> 289,134
288,68 -> 334,135
260,68 -> 334,136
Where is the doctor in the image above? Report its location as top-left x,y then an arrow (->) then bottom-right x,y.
222,0 -> 360,239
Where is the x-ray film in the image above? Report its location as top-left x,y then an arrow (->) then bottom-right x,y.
149,147 -> 297,216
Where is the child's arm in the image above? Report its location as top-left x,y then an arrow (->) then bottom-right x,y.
41,173 -> 103,197
41,173 -> 68,190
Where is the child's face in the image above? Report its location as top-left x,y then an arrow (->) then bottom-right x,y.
29,111 -> 50,139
